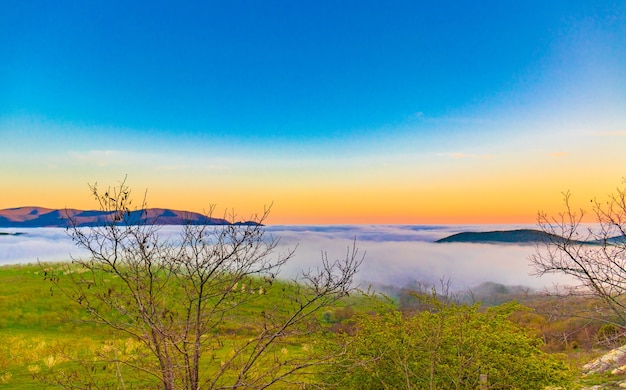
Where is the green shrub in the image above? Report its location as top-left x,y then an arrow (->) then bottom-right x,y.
321,296 -> 574,389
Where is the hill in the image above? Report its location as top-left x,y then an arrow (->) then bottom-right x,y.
435,229 -> 584,244
0,207 -> 231,227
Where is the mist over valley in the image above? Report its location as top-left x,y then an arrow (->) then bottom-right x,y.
0,224 -> 577,292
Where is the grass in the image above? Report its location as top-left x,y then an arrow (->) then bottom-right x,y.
0,262 -> 370,388
0,263 -> 116,388
0,262 -> 617,388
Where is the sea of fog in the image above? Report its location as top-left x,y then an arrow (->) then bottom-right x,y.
0,225 -> 578,291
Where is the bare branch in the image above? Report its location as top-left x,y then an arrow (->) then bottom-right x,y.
531,184 -> 626,327
43,179 -> 361,390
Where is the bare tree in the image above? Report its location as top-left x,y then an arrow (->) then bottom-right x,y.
45,179 -> 362,389
531,184 -> 626,327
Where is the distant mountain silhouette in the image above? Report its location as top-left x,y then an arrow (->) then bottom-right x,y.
436,229 -> 594,245
0,207 -> 233,227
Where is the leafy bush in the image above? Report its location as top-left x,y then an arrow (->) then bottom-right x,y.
321,295 -> 574,389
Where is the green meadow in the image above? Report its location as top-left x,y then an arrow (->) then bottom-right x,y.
0,262 -> 621,389
0,263 -> 111,388
0,262 -> 367,389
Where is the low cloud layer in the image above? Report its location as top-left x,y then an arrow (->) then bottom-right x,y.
266,225 -> 577,290
0,225 -> 577,290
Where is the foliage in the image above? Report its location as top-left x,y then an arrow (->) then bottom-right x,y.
320,294 -> 574,389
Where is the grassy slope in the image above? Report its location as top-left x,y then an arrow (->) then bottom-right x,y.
0,263 -> 611,388
0,263 -> 117,388
0,262 -> 369,388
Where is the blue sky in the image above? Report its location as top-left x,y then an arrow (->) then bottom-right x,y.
1,1 -> 625,223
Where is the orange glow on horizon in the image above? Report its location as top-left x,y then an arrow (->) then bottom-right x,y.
0,170 -> 621,226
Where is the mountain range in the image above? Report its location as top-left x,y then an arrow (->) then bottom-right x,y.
0,207 -> 236,227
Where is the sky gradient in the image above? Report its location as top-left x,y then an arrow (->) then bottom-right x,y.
1,1 -> 625,224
